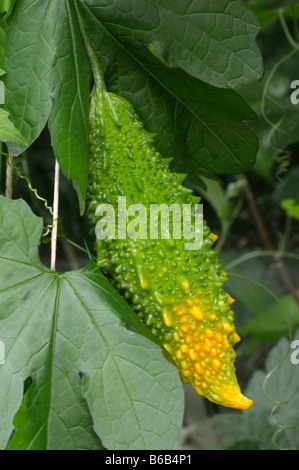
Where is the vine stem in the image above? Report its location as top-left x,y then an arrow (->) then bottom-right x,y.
237,174 -> 299,305
5,153 -> 14,198
278,8 -> 299,50
51,159 -> 60,271
74,0 -> 106,91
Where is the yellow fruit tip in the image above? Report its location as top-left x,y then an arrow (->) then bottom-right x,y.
210,233 -> 219,243
234,395 -> 254,410
222,388 -> 254,410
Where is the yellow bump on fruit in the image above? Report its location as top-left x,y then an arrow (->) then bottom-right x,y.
195,363 -> 203,375
210,348 -> 218,357
223,324 -> 234,334
203,339 -> 212,352
182,281 -> 190,294
215,333 -> 223,343
233,331 -> 241,344
181,345 -> 189,354
181,325 -> 189,333
212,358 -> 222,370
186,335 -> 192,344
226,293 -> 235,305
205,328 -> 214,339
189,350 -> 198,361
210,313 -> 217,321
202,339 -> 212,352
179,315 -> 188,324
162,310 -> 173,327
174,332 -> 180,342
176,350 -> 184,360
190,305 -> 204,321
164,343 -> 173,355
182,369 -> 192,378
222,337 -> 230,350
175,305 -> 187,316
210,233 -> 219,243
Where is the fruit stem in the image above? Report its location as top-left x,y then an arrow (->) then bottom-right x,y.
74,0 -> 106,91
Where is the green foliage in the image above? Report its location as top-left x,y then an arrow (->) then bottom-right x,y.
2,0 -> 92,212
1,0 -> 299,452
249,2 -> 299,29
1,0 -> 262,210
241,292 -> 299,342
189,174 -> 245,251
0,0 -> 15,17
78,0 -> 261,177
213,329 -> 299,450
281,198 -> 299,220
0,196 -> 184,450
275,167 -> 299,197
84,0 -> 263,89
0,108 -> 26,145
274,167 -> 299,220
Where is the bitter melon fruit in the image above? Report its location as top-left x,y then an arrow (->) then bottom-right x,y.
86,68 -> 253,410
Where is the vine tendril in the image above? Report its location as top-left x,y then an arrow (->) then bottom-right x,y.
1,150 -> 55,237
227,271 -> 297,450
260,9 -> 299,181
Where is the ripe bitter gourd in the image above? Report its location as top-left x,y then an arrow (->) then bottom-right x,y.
86,68 -> 253,410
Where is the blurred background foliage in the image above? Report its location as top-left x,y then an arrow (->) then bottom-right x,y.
2,0 -> 299,450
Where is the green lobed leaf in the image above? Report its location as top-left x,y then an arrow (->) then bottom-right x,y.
213,329 -> 299,450
0,196 -> 184,450
241,292 -> 299,342
0,108 -> 27,145
84,0 -> 263,89
249,5 -> 279,29
281,198 -> 299,220
219,252 -> 282,331
2,0 -> 91,213
77,1 -> 259,176
1,0 -> 262,208
249,3 -> 299,29
142,62 -> 259,174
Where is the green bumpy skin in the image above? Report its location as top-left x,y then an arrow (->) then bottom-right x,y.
87,85 -> 253,410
